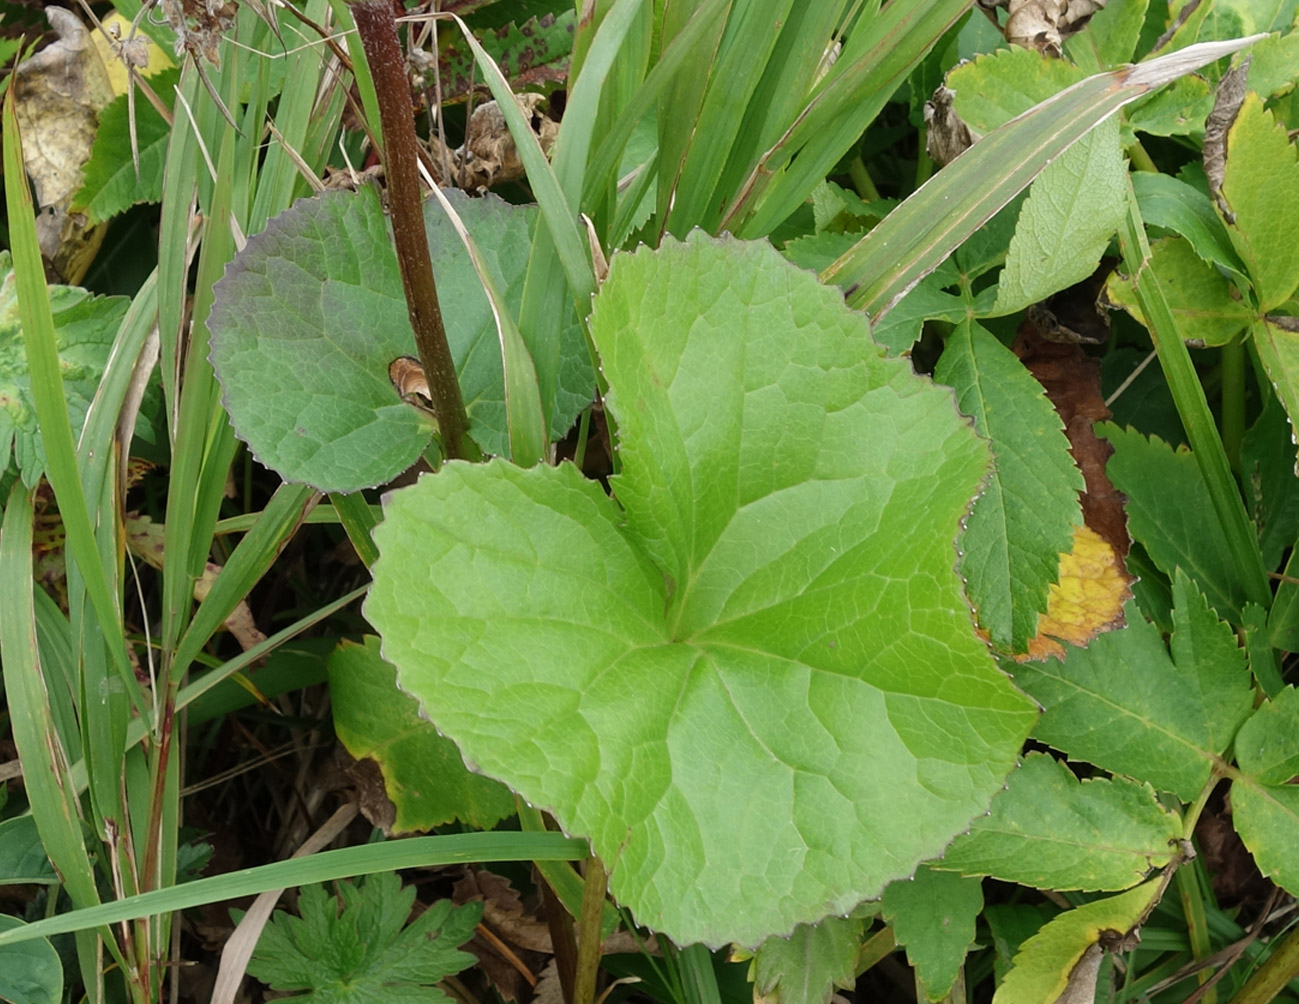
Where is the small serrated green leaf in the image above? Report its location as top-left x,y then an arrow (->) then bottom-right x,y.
1232,689 -> 1299,896
367,233 -> 1037,947
993,881 -> 1161,1004
1017,581 -> 1249,800
1246,30 -> 1299,99
1236,686 -> 1299,784
247,872 -> 481,1003
72,67 -> 177,224
882,866 -> 982,1002
328,638 -> 516,833
947,47 -> 1086,135
750,916 -> 864,1004
1064,0 -> 1150,69
1105,237 -> 1251,347
1252,316 -> 1299,475
991,117 -> 1126,316
935,321 -> 1083,651
1221,91 -> 1299,311
1241,394 -> 1299,569
1100,423 -> 1254,621
938,753 -> 1182,891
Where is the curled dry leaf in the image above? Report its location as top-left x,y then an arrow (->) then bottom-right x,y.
989,0 -> 1107,57
1204,57 -> 1252,222
925,85 -> 975,167
438,93 -> 559,191
12,6 -> 114,283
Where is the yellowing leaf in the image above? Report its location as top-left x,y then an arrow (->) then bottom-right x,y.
1020,525 -> 1131,662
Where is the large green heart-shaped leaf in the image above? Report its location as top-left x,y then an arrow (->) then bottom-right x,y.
208,187 -> 592,492
366,233 -> 1036,947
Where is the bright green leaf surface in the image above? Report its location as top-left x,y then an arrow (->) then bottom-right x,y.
367,233 -> 1036,947
208,187 -> 592,492
882,866 -> 982,1002
1130,172 -> 1246,278
73,67 -> 177,224
938,753 -> 1182,891
328,638 -> 515,833
247,872 -> 480,1004
0,251 -> 129,489
1016,578 -> 1249,800
1241,395 -> 1299,570
984,903 -> 1057,986
750,915 -> 864,1004
1235,686 -> 1299,784
992,117 -> 1125,316
1100,423 -> 1253,621
1221,92 -> 1299,311
935,321 -> 1083,651
1104,237 -> 1251,347
993,881 -> 1160,1004
947,47 -> 1085,135
0,916 -> 61,1004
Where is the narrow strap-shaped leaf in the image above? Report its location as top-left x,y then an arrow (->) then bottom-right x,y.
1116,176 -> 1271,613
427,184 -> 547,465
822,36 -> 1265,323
3,83 -> 143,717
0,832 -> 587,949
734,0 -> 970,238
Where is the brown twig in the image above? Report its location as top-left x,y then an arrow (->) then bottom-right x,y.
348,0 -> 474,460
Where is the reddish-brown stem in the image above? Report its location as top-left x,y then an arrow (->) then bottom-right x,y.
349,0 -> 474,461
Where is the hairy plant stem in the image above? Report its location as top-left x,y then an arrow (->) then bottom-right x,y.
349,0 -> 475,461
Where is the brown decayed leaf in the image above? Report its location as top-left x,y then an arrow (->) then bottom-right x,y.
1013,324 -> 1133,660
1019,524 -> 1131,661
439,93 -> 559,191
13,6 -> 113,283
1204,57 -> 1252,223
925,85 -> 975,167
991,0 -> 1107,57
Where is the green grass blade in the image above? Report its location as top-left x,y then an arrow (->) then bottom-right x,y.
0,832 -> 588,948
822,36 -> 1265,323
426,185 -> 547,464
170,482 -> 319,676
441,12 -> 594,309
161,125 -> 241,678
157,63 -> 202,420
2,82 -> 142,719
734,0 -> 969,237
0,484 -> 100,911
581,0 -> 730,209
664,0 -> 796,235
439,10 -> 598,433
329,493 -> 380,567
1117,178 -> 1271,614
